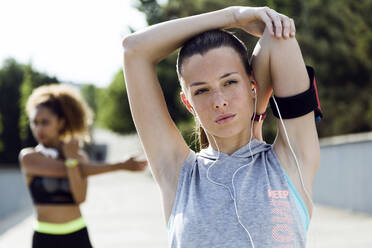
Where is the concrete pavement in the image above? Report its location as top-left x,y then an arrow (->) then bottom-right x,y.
1,130 -> 371,247
1,170 -> 372,247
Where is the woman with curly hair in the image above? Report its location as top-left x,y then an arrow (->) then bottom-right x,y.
19,84 -> 146,248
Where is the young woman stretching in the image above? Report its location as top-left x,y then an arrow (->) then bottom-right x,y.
122,6 -> 321,247
19,84 -> 146,248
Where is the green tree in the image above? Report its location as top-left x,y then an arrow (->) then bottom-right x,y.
19,65 -> 34,144
0,113 -> 3,153
96,70 -> 135,133
0,59 -> 24,163
300,0 -> 372,136
80,84 -> 98,116
18,64 -> 59,149
0,58 -> 60,164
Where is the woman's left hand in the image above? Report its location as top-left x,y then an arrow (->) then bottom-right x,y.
233,6 -> 296,39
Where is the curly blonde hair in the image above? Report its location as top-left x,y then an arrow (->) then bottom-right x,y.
26,84 -> 93,142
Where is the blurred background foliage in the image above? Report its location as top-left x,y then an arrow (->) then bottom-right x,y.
0,59 -> 60,163
1,0 -> 372,164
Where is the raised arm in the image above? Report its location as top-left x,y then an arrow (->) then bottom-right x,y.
80,157 -> 147,176
62,140 -> 87,204
251,28 -> 320,215
122,7 -> 240,178
122,8 -> 236,196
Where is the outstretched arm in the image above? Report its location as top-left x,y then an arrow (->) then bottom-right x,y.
82,157 -> 147,176
19,149 -> 147,178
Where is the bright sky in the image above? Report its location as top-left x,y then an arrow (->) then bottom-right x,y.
0,0 -> 147,87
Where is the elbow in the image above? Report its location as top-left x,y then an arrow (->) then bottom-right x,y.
75,196 -> 86,204
19,152 -> 30,168
19,150 -> 36,173
121,34 -> 132,50
74,190 -> 87,204
122,34 -> 140,58
19,148 -> 33,165
260,27 -> 299,51
122,34 -> 156,63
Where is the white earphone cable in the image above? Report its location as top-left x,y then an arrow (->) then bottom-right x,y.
271,96 -> 314,208
197,86 -> 312,247
205,89 -> 258,248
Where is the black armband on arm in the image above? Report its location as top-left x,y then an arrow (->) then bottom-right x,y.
269,66 -> 323,122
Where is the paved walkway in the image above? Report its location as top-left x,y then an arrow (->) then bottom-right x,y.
1,129 -> 371,247
307,205 -> 372,247
1,170 -> 372,247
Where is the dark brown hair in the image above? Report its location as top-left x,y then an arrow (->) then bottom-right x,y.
177,30 -> 252,150
26,84 -> 93,142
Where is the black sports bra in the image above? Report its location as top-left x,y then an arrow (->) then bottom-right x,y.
29,176 -> 76,204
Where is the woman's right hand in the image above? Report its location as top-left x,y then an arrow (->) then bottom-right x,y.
232,6 -> 296,39
119,157 -> 147,172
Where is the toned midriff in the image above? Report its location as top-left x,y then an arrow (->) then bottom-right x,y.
35,204 -> 82,223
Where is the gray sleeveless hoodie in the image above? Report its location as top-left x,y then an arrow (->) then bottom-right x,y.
168,139 -> 309,248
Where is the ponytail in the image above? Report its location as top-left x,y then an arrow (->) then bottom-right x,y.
199,125 -> 209,150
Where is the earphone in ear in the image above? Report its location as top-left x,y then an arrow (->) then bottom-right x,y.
252,83 -> 257,94
189,105 -> 195,115
180,92 -> 195,115
186,101 -> 195,115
